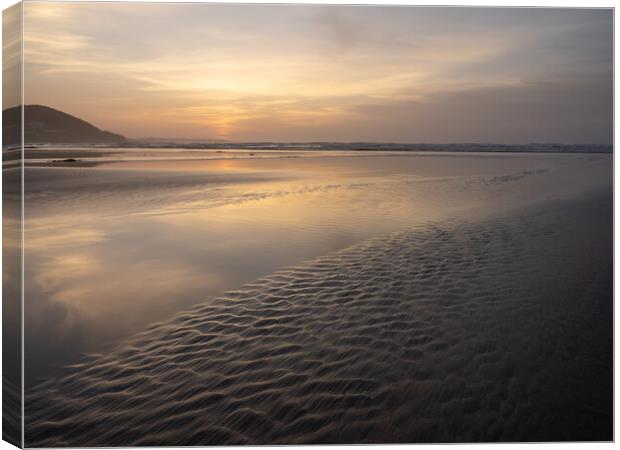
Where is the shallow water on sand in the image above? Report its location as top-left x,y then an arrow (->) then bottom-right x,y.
27,188 -> 612,445
15,150 -> 610,387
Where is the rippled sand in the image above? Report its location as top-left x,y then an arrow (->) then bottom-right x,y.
26,189 -> 612,446
2,376 -> 20,445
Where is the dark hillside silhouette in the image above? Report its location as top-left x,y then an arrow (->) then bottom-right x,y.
3,105 -> 126,145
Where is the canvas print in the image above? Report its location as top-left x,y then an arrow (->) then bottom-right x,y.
2,2 -> 614,447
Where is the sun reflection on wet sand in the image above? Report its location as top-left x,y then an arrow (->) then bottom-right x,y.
23,151 -> 612,386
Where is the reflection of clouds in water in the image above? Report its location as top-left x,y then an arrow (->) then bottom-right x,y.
25,225 -> 219,385
26,226 -> 106,250
3,193 -> 23,407
25,174 -> 431,385
36,256 -> 210,322
23,154 -> 612,386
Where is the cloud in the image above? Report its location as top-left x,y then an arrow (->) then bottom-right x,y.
21,3 -> 612,143
3,3 -> 22,109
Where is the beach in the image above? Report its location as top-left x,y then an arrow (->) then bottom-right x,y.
19,150 -> 612,445
7,4 -> 613,446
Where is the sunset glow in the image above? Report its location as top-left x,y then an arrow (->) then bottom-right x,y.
16,3 -> 613,143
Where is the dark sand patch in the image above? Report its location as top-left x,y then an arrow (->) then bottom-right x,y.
25,190 -> 612,446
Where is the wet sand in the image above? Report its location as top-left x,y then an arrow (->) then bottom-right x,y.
25,187 -> 612,445
25,152 -> 612,386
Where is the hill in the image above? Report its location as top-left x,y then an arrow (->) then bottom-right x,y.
3,105 -> 126,145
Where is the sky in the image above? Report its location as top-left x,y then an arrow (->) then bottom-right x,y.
12,3 -> 614,143
3,3 -> 21,110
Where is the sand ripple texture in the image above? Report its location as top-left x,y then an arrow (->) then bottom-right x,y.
3,375 -> 21,446
26,192 -> 612,446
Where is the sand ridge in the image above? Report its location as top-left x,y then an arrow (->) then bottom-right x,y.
25,190 -> 612,446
